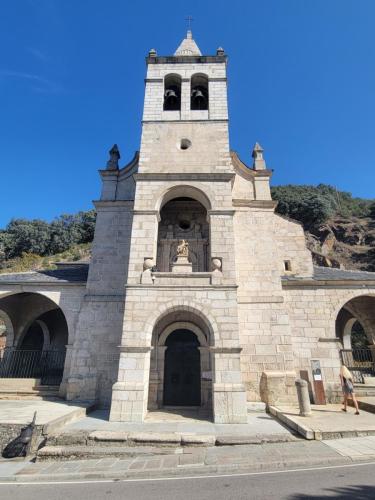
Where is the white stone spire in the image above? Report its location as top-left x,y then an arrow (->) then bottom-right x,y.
174,30 -> 202,56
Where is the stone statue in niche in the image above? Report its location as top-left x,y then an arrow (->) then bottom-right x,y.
177,239 -> 189,257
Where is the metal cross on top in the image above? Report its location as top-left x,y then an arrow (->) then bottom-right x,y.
185,15 -> 194,29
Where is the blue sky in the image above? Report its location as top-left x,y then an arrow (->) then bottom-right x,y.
0,0 -> 374,228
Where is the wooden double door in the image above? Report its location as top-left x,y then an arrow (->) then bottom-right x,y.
163,329 -> 201,406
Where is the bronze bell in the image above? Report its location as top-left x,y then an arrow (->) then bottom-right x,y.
192,89 -> 204,99
165,89 -> 177,100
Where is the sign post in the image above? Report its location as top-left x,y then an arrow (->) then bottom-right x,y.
311,359 -> 326,405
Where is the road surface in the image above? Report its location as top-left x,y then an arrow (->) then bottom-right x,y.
1,462 -> 375,499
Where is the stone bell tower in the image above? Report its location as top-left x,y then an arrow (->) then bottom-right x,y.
109,31 -> 248,423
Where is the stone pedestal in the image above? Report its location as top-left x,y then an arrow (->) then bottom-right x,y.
172,256 -> 192,273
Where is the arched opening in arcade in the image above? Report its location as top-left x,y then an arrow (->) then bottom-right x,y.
156,192 -> 210,273
336,295 -> 375,383
0,293 -> 68,388
148,309 -> 213,417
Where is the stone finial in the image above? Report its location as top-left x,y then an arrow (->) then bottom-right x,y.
216,47 -> 225,56
252,142 -> 266,170
148,48 -> 157,57
106,144 -> 120,170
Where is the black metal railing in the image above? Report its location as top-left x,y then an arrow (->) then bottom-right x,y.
0,348 -> 66,386
340,348 -> 375,383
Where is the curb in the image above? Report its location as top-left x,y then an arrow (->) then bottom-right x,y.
0,456 -> 352,484
268,406 -> 314,440
269,405 -> 375,441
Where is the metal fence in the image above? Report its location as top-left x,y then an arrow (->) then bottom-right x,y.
340,348 -> 375,383
0,348 -> 66,386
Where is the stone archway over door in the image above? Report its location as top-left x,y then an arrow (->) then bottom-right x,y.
163,329 -> 201,406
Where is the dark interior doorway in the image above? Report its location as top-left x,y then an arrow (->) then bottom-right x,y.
163,329 -> 201,406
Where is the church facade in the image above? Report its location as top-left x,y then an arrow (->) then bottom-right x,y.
1,32 -> 375,423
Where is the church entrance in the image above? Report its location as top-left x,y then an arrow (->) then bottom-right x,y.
163,329 -> 201,406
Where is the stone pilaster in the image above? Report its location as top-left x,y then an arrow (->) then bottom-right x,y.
211,347 -> 247,423
109,346 -> 151,422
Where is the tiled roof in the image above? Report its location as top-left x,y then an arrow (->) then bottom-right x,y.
0,264 -> 89,284
282,266 -> 375,282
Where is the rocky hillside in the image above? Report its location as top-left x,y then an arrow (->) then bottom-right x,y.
305,217 -> 375,271
271,184 -> 375,272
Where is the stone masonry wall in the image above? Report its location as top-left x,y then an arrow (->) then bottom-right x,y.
283,285 -> 375,402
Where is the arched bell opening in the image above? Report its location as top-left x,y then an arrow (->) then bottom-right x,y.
190,73 -> 209,110
0,293 -> 68,386
336,295 -> 375,383
156,197 -> 210,272
163,74 -> 181,111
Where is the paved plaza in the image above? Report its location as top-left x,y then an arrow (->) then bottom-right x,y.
271,403 -> 375,439
64,408 -> 293,439
0,400 -> 91,426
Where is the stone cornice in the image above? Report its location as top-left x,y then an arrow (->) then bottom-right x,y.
125,284 -> 238,290
142,119 -> 228,124
208,209 -> 235,216
119,346 -> 152,353
133,173 -> 234,182
93,200 -> 134,209
318,338 -> 342,343
0,281 -> 86,288
146,55 -> 227,64
210,347 -> 242,354
232,199 -> 277,210
282,279 -> 375,288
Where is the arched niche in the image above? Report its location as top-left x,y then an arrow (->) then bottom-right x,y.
156,197 -> 210,272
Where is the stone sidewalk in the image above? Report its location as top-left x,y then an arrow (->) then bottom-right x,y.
64,408 -> 292,438
324,436 -> 375,460
270,404 -> 375,440
0,440 -> 356,483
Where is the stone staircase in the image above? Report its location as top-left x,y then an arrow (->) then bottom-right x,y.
354,383 -> 375,398
0,378 -> 60,400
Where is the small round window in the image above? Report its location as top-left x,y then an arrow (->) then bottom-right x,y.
180,139 -> 192,150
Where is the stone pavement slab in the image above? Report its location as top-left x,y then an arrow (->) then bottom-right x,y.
0,399 -> 91,425
65,409 -> 292,438
270,404 -> 375,440
0,440 -> 353,483
323,436 -> 375,460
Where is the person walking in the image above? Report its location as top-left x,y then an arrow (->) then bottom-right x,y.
340,365 -> 360,415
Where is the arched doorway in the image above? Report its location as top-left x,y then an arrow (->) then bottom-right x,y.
148,309 -> 212,414
0,293 -> 68,387
336,295 -> 375,382
163,329 -> 201,406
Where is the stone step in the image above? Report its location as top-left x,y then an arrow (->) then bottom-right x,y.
37,445 -> 178,461
45,429 -> 297,452
0,393 -> 60,400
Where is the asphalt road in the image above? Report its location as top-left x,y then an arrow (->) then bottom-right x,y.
1,462 -> 375,499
